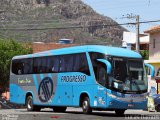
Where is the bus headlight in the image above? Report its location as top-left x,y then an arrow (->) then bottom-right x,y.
104,92 -> 117,99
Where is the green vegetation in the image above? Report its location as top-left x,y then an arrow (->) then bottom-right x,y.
140,50 -> 149,60
0,38 -> 32,92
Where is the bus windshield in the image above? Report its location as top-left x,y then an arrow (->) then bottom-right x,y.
108,57 -> 147,94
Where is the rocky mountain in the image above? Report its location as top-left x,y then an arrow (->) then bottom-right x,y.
0,0 -> 127,46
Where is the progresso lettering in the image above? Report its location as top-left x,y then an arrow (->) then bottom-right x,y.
61,75 -> 86,82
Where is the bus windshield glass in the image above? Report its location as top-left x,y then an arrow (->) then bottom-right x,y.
108,57 -> 147,94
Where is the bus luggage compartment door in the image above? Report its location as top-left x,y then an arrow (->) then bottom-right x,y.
56,85 -> 73,106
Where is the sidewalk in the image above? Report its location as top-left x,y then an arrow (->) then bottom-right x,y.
125,110 -> 160,115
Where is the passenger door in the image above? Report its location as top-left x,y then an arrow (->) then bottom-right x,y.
96,63 -> 107,107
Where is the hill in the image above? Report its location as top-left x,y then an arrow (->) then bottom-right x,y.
0,0 -> 127,46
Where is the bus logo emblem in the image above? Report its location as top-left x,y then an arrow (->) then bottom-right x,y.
38,77 -> 53,102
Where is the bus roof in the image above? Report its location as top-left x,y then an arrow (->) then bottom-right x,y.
12,45 -> 142,59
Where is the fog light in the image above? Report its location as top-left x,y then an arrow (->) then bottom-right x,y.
98,97 -> 105,105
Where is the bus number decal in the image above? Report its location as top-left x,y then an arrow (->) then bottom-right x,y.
38,77 -> 53,102
61,75 -> 86,82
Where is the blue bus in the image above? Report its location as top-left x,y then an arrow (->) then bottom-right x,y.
10,45 -> 149,115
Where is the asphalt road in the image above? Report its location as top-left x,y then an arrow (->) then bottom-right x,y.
0,107 -> 160,120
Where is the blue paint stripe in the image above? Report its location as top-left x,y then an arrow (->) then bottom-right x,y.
33,74 -> 39,92
48,73 -> 52,78
40,74 -> 44,80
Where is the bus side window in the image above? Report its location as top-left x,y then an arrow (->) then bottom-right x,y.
89,53 -> 98,79
47,56 -> 54,73
65,55 -> 74,72
23,59 -> 33,74
33,58 -> 42,73
89,52 -> 105,79
12,59 -> 24,75
72,53 -> 90,75
79,53 -> 90,75
40,57 -> 47,73
17,61 -> 24,75
73,54 -> 80,72
60,56 -> 65,72
12,60 -> 19,74
12,59 -> 33,75
52,56 -> 59,73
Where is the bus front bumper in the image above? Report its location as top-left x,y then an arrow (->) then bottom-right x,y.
106,96 -> 147,110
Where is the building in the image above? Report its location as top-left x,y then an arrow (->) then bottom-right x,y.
122,31 -> 149,50
32,42 -> 76,53
144,25 -> 160,73
144,25 -> 160,94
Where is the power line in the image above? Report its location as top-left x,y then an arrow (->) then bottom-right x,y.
140,18 -> 159,26
139,20 -> 160,24
0,19 -> 160,31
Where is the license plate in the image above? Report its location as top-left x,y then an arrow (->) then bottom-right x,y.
128,104 -> 134,107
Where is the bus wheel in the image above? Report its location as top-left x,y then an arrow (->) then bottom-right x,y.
156,104 -> 160,112
53,107 -> 67,112
26,96 -> 36,111
34,106 -> 41,111
82,97 -> 92,114
115,109 -> 125,116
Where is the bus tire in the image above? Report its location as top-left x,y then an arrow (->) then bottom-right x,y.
53,107 -> 67,112
82,97 -> 92,114
115,109 -> 125,116
26,96 -> 38,111
156,104 -> 160,112
34,106 -> 41,111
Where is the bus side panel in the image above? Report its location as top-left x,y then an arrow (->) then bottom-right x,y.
10,74 -> 36,104
72,84 -> 98,107
10,84 -> 18,104
10,74 -> 26,104
55,73 -> 95,107
51,85 -> 73,106
10,84 -> 26,104
10,74 -> 58,106
30,73 -> 58,106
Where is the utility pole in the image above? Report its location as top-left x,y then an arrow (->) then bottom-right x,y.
136,15 -> 140,53
122,13 -> 140,53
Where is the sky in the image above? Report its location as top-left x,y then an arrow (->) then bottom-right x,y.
82,0 -> 160,33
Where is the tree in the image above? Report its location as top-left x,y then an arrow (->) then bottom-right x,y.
140,50 -> 149,60
0,38 -> 32,92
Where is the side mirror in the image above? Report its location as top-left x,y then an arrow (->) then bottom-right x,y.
97,59 -> 112,74
145,63 -> 155,78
